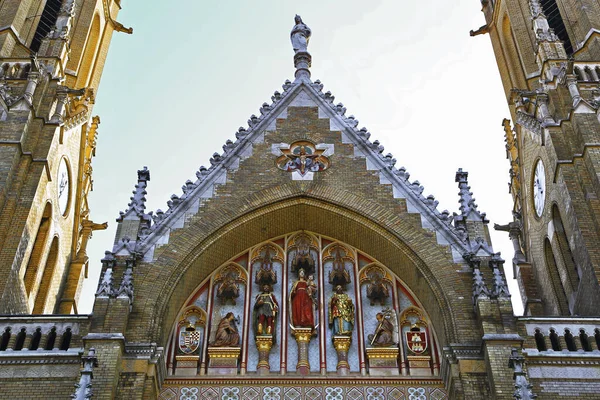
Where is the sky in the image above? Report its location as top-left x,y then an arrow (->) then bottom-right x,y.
81,1 -> 522,314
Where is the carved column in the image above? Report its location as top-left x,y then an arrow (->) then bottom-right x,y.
255,335 -> 274,375
566,75 -> 581,105
292,327 -> 313,375
332,336 -> 351,376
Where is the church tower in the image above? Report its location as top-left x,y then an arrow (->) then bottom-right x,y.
0,0 -> 130,314
476,0 -> 600,317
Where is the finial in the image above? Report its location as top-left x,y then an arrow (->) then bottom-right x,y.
291,15 -> 312,82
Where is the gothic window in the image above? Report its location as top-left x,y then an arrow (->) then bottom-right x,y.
0,327 -> 11,351
564,329 -> 577,351
33,236 -> 60,314
59,327 -> 72,350
23,203 -> 52,298
167,231 -> 440,378
29,328 -> 41,350
44,327 -> 57,350
540,0 -> 573,55
549,328 -> 561,351
580,329 -> 592,352
534,329 -> 547,351
13,328 -> 26,351
30,0 -> 63,53
544,238 -> 570,315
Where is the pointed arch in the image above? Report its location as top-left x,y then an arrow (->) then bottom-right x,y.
23,203 -> 53,301
76,13 -> 102,88
543,238 -> 570,316
33,236 -> 60,314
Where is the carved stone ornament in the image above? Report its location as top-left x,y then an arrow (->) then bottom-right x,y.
253,244 -> 280,287
276,141 -> 330,177
214,264 -> 245,305
364,266 -> 391,306
325,245 -> 352,288
406,326 -> 427,355
179,324 -> 201,354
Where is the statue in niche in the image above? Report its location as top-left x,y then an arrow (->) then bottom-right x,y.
255,246 -> 277,287
328,285 -> 354,337
368,311 -> 397,347
253,284 -> 279,337
366,269 -> 389,306
216,270 -> 240,305
210,312 -> 240,347
291,236 -> 316,275
290,15 -> 311,54
328,246 -> 351,288
307,274 -> 317,304
290,268 -> 316,329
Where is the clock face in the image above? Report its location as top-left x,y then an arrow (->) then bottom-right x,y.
533,160 -> 545,217
57,159 -> 70,216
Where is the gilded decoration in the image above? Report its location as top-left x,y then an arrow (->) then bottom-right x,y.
167,231 -> 439,379
360,265 -> 393,306
251,243 -> 283,287
214,264 -> 246,305
276,140 -> 330,177
324,244 -> 352,288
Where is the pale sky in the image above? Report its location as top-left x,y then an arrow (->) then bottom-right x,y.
82,1 -> 522,314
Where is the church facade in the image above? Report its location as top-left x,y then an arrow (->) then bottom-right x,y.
0,1 -> 600,399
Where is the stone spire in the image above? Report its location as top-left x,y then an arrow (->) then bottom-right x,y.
490,254 -> 511,299
465,254 -> 491,305
509,348 -> 537,399
71,348 -> 98,400
291,15 -> 312,83
455,169 -> 483,220
95,252 -> 115,298
117,167 -> 150,222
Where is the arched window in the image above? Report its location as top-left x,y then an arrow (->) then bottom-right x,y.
29,328 -> 42,350
564,329 -> 577,351
23,203 -> 52,298
540,0 -> 573,55
551,205 -> 579,294
30,0 -> 62,52
76,14 -> 102,88
534,329 -> 547,351
544,238 -> 570,315
0,327 -> 11,351
13,328 -> 26,350
33,237 -> 60,314
44,327 -> 57,350
549,328 -> 561,351
580,329 -> 592,352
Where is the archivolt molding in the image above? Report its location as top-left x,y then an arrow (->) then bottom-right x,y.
137,194 -> 468,348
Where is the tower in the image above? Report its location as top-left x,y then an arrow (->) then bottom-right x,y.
476,0 -> 600,316
0,0 -> 131,314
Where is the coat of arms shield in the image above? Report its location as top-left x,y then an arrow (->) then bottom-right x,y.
179,330 -> 201,354
406,330 -> 427,354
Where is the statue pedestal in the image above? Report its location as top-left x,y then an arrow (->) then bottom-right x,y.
366,347 -> 399,376
292,327 -> 313,376
407,355 -> 432,376
174,355 -> 199,376
207,347 -> 240,375
332,336 -> 351,376
255,335 -> 274,375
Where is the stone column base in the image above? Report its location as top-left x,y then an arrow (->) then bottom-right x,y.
333,336 -> 352,376
207,347 -> 240,375
175,355 -> 199,376
407,355 -> 432,376
366,347 -> 399,376
255,335 -> 274,375
293,327 -> 313,376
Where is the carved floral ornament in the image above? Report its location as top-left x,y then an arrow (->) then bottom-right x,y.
276,140 -> 331,178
